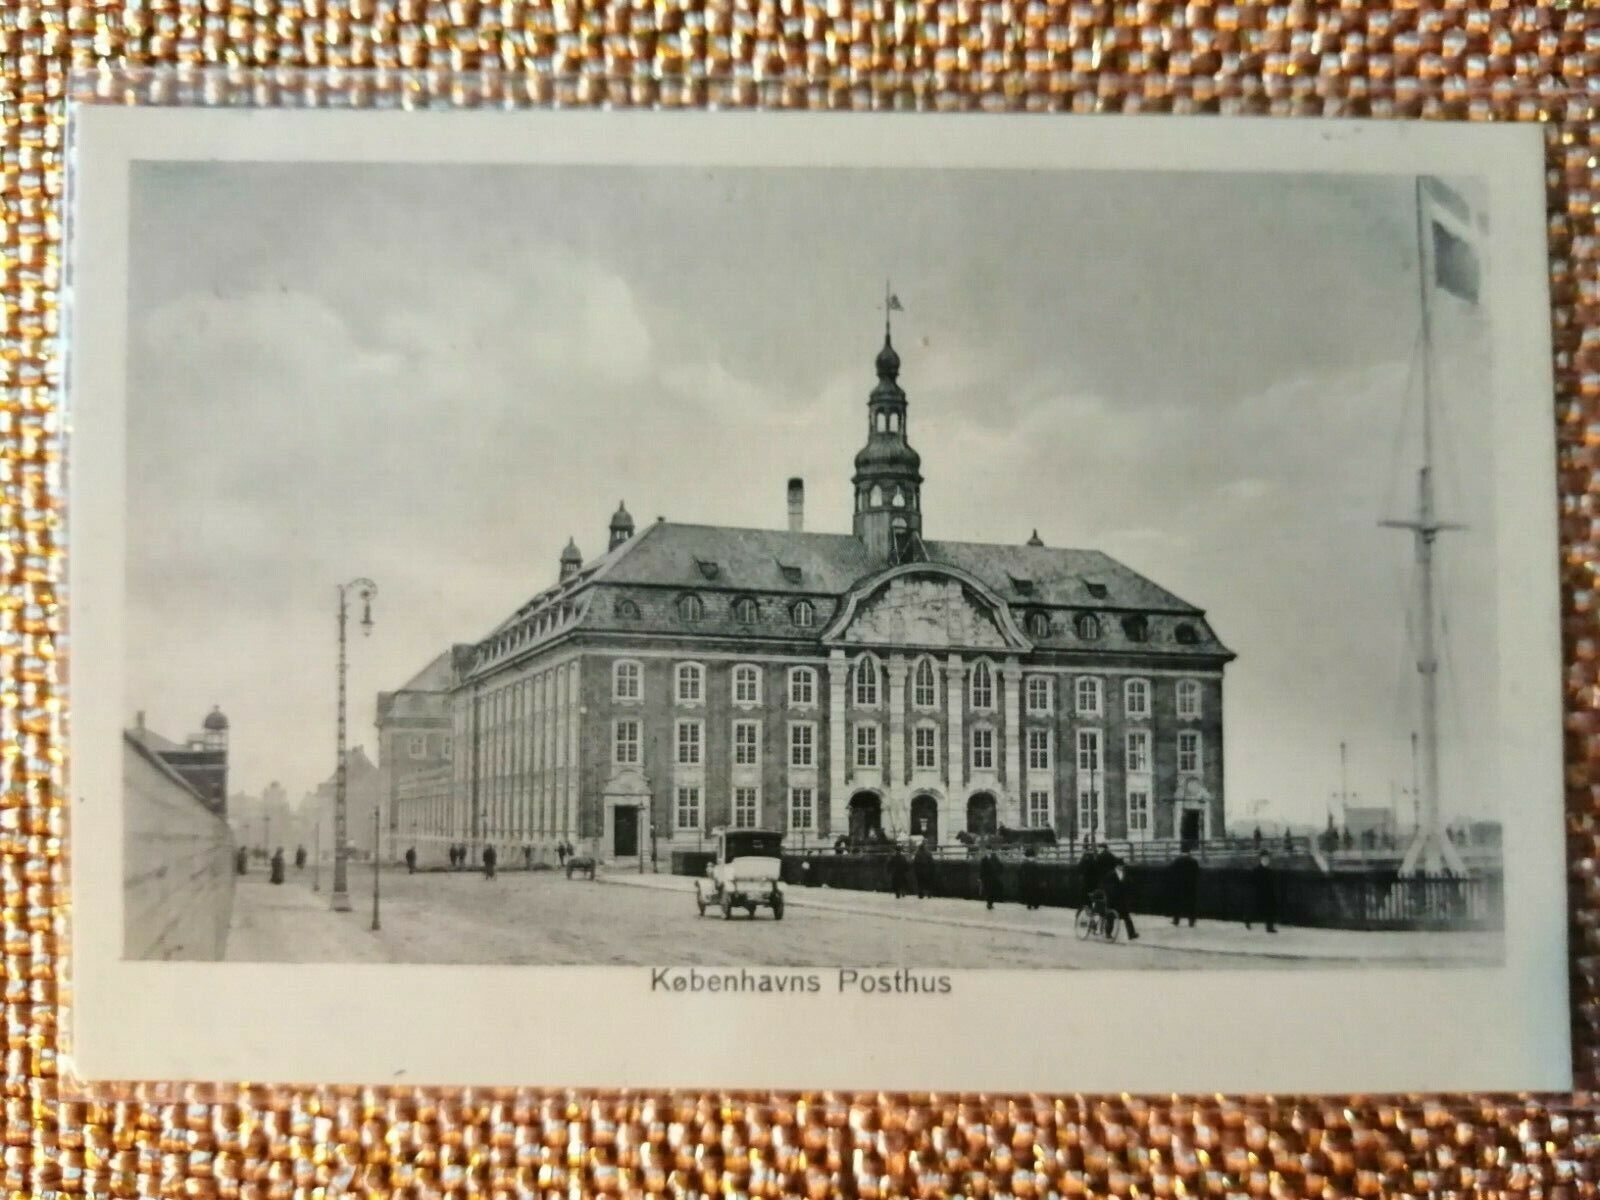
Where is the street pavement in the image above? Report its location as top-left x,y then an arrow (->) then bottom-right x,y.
224,863 -> 1502,968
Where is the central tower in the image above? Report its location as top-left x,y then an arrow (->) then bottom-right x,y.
852,321 -> 923,561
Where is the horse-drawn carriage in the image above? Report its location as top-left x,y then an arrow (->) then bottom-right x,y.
695,828 -> 785,920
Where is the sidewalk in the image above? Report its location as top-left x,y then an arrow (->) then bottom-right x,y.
597,871 -> 1501,965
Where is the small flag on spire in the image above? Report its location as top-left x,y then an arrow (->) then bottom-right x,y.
887,293 -> 904,312
1422,177 -> 1480,304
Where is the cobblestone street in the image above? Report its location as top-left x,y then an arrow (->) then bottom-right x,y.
224,864 -> 1501,969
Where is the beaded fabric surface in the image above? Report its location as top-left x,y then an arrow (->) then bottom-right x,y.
8,2 -> 1600,1196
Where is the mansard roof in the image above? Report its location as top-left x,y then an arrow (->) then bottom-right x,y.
581,521 -> 1203,614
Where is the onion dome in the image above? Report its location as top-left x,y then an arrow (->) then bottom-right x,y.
560,537 -> 582,565
610,500 -> 634,534
202,705 -> 229,731
854,436 -> 923,474
1027,529 -> 1045,547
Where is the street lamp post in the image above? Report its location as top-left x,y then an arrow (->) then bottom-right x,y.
312,820 -> 321,892
331,577 -> 377,913
371,802 -> 382,932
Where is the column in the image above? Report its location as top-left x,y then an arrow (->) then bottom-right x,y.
1001,656 -> 1024,827
886,655 -> 909,815
827,649 -> 848,836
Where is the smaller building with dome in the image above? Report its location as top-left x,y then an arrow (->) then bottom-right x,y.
391,316 -> 1234,868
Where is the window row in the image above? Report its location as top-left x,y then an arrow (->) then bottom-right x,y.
1021,611 -> 1203,646
642,593 -> 818,627
616,719 -> 818,769
671,785 -> 818,832
616,660 -> 820,707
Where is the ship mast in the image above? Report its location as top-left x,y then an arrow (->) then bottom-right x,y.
1382,177 -> 1468,878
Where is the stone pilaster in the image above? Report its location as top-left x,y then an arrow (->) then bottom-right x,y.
828,649 -> 848,836
944,653 -> 966,818
1002,657 -> 1023,826
887,655 -> 909,788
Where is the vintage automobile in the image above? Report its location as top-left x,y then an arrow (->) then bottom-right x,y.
695,828 -> 785,920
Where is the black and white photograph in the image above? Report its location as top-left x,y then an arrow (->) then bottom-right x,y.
67,110 -> 1568,1093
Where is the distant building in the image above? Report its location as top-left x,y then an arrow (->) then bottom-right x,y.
375,650 -> 455,860
228,780 -> 297,855
1343,806 -> 1397,842
309,746 -> 383,858
397,327 -> 1234,866
126,707 -> 229,817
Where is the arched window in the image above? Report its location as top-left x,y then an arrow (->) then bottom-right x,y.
732,664 -> 761,705
612,659 -> 642,702
1124,677 -> 1151,719
1174,622 -> 1199,645
912,657 -> 937,708
1074,613 -> 1101,640
734,596 -> 758,624
792,600 -> 815,628
869,484 -> 884,507
1122,614 -> 1149,642
892,489 -> 905,507
1027,611 -> 1051,639
853,655 -> 880,707
614,597 -> 640,619
675,662 -> 704,704
969,659 -> 995,710
678,593 -> 704,621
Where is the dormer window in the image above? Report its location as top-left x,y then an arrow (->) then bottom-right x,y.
792,600 -> 815,628
678,593 -> 704,621
778,562 -> 802,585
1009,574 -> 1035,595
1175,622 -> 1199,645
734,596 -> 758,624
1122,614 -> 1149,643
1085,581 -> 1109,599
695,559 -> 720,581
1075,613 -> 1101,640
1027,611 -> 1051,639
614,597 -> 640,619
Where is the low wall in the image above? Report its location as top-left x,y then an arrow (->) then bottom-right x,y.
774,853 -> 1503,932
123,733 -> 236,960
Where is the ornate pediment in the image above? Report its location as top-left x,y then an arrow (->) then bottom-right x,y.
836,573 -> 1013,650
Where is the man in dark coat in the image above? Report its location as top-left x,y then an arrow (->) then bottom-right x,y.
1245,850 -> 1278,932
405,846 -> 417,875
269,847 -> 285,885
523,844 -> 533,869
556,841 -> 568,866
887,847 -> 911,899
978,850 -> 1004,910
482,844 -> 497,881
913,840 -> 936,899
294,844 -> 307,871
1019,846 -> 1044,910
236,846 -> 248,876
1168,848 -> 1200,927
1103,861 -> 1138,940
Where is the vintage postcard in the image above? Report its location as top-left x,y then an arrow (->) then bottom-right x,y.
66,107 -> 1568,1092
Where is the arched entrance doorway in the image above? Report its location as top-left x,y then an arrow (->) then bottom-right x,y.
848,792 -> 883,843
910,794 -> 940,845
966,792 -> 998,836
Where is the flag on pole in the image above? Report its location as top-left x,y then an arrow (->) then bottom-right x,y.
887,293 -> 904,312
1422,177 -> 1480,304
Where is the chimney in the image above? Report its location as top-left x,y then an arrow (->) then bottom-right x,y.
135,710 -> 145,733
787,477 -> 804,532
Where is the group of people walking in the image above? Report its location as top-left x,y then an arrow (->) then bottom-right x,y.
235,843 -> 309,884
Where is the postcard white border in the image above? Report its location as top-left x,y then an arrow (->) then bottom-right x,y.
65,107 -> 1570,1093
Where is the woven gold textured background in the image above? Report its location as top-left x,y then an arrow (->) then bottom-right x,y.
9,1 -> 1600,1195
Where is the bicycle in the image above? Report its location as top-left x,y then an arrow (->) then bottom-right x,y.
1074,888 -> 1121,942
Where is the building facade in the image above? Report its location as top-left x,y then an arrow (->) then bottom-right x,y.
375,650 -> 456,860
398,329 -> 1234,866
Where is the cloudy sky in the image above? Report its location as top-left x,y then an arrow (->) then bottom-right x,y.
126,158 -> 1497,827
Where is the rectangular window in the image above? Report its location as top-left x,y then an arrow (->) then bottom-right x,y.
854,724 -> 879,769
1075,676 -> 1103,717
1128,789 -> 1152,837
971,727 -> 994,772
733,665 -> 761,705
408,735 -> 426,758
1177,679 -> 1202,719
676,663 -> 703,704
1178,731 -> 1202,774
1076,728 -> 1102,772
1124,678 -> 1150,720
789,786 -> 815,832
1125,729 -> 1151,775
733,787 -> 758,828
614,719 -> 640,766
789,723 -> 815,768
1027,790 -> 1052,829
733,720 -> 760,767
674,786 -> 701,831
676,720 -> 703,767
913,725 -> 938,771
1025,676 -> 1053,714
789,668 -> 815,707
613,660 -> 641,702
1027,728 -> 1051,771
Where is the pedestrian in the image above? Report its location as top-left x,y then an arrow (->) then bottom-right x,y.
1246,850 -> 1278,933
1104,861 -> 1139,941
270,847 -> 285,885
482,843 -> 497,881
978,849 -> 1004,911
523,844 -> 533,869
236,846 -> 248,876
557,840 -> 567,867
1168,847 -> 1199,927
913,839 -> 936,899
1252,826 -> 1262,849
294,844 -> 306,871
1019,845 -> 1044,910
834,836 -> 848,856
405,846 -> 417,875
887,846 -> 910,899
1076,840 -> 1099,902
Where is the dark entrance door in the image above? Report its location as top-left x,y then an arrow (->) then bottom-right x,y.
1179,808 -> 1202,850
848,793 -> 883,843
614,806 -> 639,856
910,794 -> 939,844
966,792 -> 998,836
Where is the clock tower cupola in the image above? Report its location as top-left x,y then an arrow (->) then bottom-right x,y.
852,293 -> 923,562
